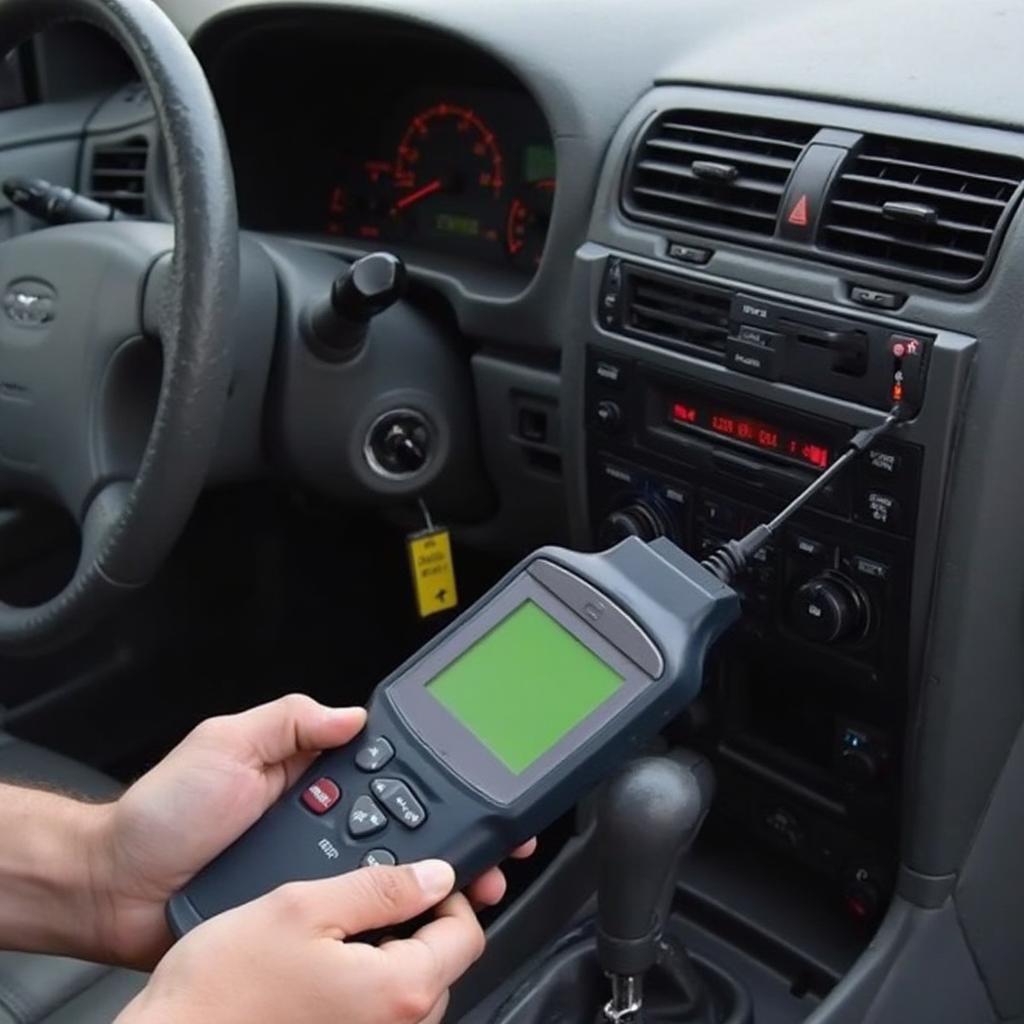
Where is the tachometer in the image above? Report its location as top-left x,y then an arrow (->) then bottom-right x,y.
391,104 -> 505,245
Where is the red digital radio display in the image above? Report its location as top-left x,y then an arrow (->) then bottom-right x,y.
669,398 -> 832,469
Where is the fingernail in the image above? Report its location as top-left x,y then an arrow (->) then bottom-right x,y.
412,859 -> 455,900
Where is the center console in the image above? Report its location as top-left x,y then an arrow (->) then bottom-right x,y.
572,249 -> 972,928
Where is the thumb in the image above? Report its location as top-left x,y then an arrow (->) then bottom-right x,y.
297,861 -> 456,938
229,694 -> 367,766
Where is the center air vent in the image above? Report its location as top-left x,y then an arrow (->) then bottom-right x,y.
618,264 -> 731,358
821,136 -> 1024,286
88,136 -> 150,216
623,111 -> 816,238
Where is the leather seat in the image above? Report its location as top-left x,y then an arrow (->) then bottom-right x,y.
0,735 -> 147,1023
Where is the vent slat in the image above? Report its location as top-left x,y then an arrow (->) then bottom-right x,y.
631,186 -> 779,224
635,159 -> 787,197
660,122 -> 807,155
624,111 -> 814,239
837,173 -> 1008,211
644,137 -> 796,174
822,224 -> 986,267
827,199 -> 995,239
88,135 -> 149,216
821,135 -> 1024,285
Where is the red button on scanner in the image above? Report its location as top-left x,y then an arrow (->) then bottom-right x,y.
302,777 -> 341,815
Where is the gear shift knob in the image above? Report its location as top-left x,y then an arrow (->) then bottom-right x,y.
596,753 -> 714,1019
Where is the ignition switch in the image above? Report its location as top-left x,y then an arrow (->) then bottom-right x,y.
364,409 -> 433,479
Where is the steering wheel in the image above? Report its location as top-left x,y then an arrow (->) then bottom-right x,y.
0,0 -> 237,653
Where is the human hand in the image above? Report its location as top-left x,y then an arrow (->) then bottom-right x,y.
90,694 -> 535,967
116,859 -> 483,1024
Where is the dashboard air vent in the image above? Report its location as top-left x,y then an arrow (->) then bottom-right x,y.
89,136 -> 149,216
621,264 -> 730,358
821,137 -> 1024,285
624,111 -> 816,238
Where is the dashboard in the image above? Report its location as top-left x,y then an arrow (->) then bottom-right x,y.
19,1 -> 1024,1020
204,19 -> 555,278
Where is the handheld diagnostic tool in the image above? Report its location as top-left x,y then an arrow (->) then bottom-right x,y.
167,538 -> 740,935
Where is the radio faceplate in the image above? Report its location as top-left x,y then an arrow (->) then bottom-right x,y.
586,346 -> 922,918
599,258 -> 933,412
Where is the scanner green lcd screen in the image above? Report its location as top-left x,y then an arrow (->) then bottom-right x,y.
426,600 -> 623,775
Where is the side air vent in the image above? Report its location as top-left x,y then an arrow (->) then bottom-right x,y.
821,137 -> 1024,285
89,136 -> 149,216
624,111 -> 816,238
620,264 -> 731,358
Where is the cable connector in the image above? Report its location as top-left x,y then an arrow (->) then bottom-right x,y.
701,405 -> 907,585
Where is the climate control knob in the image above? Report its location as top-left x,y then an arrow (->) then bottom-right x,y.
790,571 -> 869,644
599,502 -> 671,548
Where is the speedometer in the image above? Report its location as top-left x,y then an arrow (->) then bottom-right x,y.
390,104 -> 505,247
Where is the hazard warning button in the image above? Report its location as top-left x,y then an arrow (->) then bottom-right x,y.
787,194 -> 810,227
777,144 -> 846,241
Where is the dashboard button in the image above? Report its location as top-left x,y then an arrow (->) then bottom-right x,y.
667,242 -> 712,265
865,448 -> 901,478
593,358 -> 627,389
852,555 -> 890,581
730,294 -> 780,326
791,535 -> 827,560
301,777 -> 341,815
850,285 -> 905,311
356,737 -> 396,773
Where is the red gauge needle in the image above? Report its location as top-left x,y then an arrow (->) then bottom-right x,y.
393,178 -> 443,213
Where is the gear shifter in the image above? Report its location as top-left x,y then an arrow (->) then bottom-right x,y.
597,754 -> 715,1023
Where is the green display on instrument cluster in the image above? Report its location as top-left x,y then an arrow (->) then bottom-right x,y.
426,600 -> 623,774
524,144 -> 556,183
434,212 -> 481,238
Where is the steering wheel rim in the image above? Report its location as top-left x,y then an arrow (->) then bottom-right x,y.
0,0 -> 237,653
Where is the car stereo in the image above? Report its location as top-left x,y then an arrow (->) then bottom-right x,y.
585,317 -> 926,919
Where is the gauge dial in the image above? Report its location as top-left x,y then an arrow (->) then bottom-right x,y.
391,104 -> 505,244
506,178 -> 554,268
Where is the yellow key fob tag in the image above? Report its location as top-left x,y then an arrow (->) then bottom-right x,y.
407,528 -> 459,618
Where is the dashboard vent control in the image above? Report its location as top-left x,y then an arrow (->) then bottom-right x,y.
88,136 -> 149,216
624,111 -> 816,238
614,263 -> 731,359
821,137 -> 1024,286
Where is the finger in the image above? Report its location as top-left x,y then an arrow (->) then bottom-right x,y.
510,838 -> 538,859
281,860 -> 455,936
420,991 -> 451,1024
380,893 -> 485,994
465,867 -> 507,909
229,694 -> 367,767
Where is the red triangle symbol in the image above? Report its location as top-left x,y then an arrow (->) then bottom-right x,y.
787,193 -> 810,227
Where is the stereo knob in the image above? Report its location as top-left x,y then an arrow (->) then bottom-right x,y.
791,571 -> 868,644
599,502 -> 670,548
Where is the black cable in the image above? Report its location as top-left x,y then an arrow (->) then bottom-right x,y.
701,405 -> 908,585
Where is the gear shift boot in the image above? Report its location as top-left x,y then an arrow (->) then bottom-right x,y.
489,924 -> 752,1024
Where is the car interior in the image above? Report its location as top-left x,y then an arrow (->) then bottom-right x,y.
0,0 -> 1022,1021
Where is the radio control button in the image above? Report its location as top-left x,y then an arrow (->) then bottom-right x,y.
595,400 -> 623,433
858,491 -> 903,531
736,324 -> 784,348
853,555 -> 890,581
593,358 -> 627,389
730,294 -> 780,326
348,795 -> 388,837
356,737 -> 395,773
865,448 -> 901,477
726,337 -> 780,380
301,777 -> 341,815
791,535 -> 827,560
361,848 -> 397,867
372,779 -> 427,829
